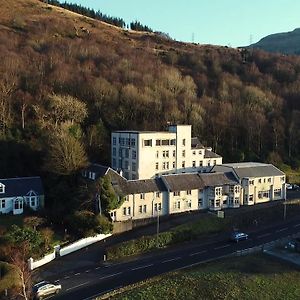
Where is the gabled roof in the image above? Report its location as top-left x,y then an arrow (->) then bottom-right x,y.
212,163 -> 285,179
204,149 -> 222,159
199,172 -> 238,187
85,163 -> 110,178
191,137 -> 204,149
0,177 -> 44,198
162,173 -> 204,192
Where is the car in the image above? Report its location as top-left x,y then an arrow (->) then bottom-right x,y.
230,232 -> 249,242
286,183 -> 293,190
32,281 -> 62,300
286,183 -> 300,191
285,241 -> 297,250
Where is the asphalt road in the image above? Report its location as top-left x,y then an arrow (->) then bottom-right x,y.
49,215 -> 300,300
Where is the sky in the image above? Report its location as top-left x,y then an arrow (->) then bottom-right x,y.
71,0 -> 300,47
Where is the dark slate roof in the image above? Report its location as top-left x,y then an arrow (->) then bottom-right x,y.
85,164 -> 110,178
204,149 -> 221,159
191,137 -> 204,149
212,163 -> 285,179
162,173 -> 204,192
0,177 -> 44,198
199,172 -> 239,187
126,178 -> 166,194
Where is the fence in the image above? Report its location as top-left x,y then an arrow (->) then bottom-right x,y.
28,233 -> 111,270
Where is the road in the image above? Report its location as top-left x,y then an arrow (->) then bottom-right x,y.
49,216 -> 300,300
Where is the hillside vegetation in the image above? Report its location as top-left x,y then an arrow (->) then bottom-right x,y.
0,0 -> 300,220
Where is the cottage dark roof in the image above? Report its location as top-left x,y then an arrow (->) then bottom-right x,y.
85,164 -> 110,178
204,149 -> 221,159
0,177 -> 44,198
199,172 -> 238,187
191,137 -> 204,149
162,173 -> 204,192
212,163 -> 285,179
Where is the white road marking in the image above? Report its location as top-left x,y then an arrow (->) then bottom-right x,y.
64,276 -> 70,279
99,272 -> 122,280
95,266 -> 102,270
294,224 -> 300,228
131,264 -> 154,271
276,227 -> 288,233
257,233 -> 271,238
189,250 -> 207,257
66,281 -> 89,291
74,273 -> 81,276
214,244 -> 231,250
85,270 -> 91,273
161,257 -> 181,264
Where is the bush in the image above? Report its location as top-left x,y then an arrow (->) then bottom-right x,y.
0,261 -> 20,293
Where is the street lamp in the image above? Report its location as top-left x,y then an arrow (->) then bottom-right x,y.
156,207 -> 160,248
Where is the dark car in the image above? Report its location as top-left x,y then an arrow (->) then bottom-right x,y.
32,281 -> 62,299
230,232 -> 249,242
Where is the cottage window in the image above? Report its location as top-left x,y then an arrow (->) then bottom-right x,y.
171,139 -> 176,146
274,189 -> 281,197
156,192 -> 160,198
258,179 -> 262,183
199,161 -> 203,167
213,160 -> 217,165
192,161 -> 196,168
131,138 -> 136,147
173,191 -> 180,196
155,162 -> 159,170
182,139 -> 186,146
143,205 -> 147,213
281,177 -> 285,182
14,199 -> 23,210
177,201 -> 181,209
249,195 -> 253,202
1,199 -> 5,208
187,200 -> 192,208
156,139 -> 161,146
30,197 -> 36,207
158,203 -> 162,211
123,207 -> 126,216
198,199 -> 203,208
182,161 -> 185,168
234,186 -> 240,193
140,193 -> 145,200
139,205 -> 143,213
199,150 -> 202,155
172,161 -> 176,168
193,151 -> 196,155
127,207 -> 131,215
186,190 -> 192,195
182,150 -> 186,157
234,197 -> 239,204
268,178 -> 272,183
162,139 -> 170,146
125,138 -> 130,146
173,150 -> 176,157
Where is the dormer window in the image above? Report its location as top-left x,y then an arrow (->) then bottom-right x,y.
0,184 -> 5,194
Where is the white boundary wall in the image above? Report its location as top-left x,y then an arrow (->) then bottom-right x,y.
29,233 -> 111,270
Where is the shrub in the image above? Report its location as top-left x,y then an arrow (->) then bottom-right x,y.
0,261 -> 20,293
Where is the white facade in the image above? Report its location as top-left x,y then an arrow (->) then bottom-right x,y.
111,125 -> 222,180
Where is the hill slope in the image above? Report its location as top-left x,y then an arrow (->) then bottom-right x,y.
250,28 -> 300,55
0,0 -> 300,181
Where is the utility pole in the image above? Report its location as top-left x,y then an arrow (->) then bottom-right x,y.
283,198 -> 287,220
156,208 -> 160,248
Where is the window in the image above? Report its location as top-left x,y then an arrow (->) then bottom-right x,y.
182,139 -> 186,146
171,139 -> 176,145
199,150 -> 202,155
182,150 -> 185,157
186,190 -> 191,195
198,199 -> 203,208
173,150 -> 176,157
234,186 -> 240,193
155,162 -> 159,170
215,200 -> 220,207
187,200 -> 192,208
163,151 -> 169,158
144,139 -> 152,147
215,187 -> 222,196
229,186 -> 234,193
131,138 -> 136,147
249,195 -> 253,202
182,161 -> 185,168
118,148 -> 122,156
156,139 -> 161,146
162,162 -> 166,170
199,161 -> 203,167
281,176 -> 285,182
30,197 -> 36,207
258,191 -> 269,199
132,150 -> 136,159
14,199 -> 23,210
155,203 -> 162,212
193,151 -> 196,155
162,139 -> 170,146
154,203 -> 158,211
177,201 -> 181,209
132,162 -> 136,172
113,137 -> 116,145
0,184 -> 5,194
125,160 -> 129,170
125,149 -> 129,158
123,207 -> 126,216
112,148 -> 116,157
120,138 -> 125,146
128,207 -> 131,215
1,199 -> 5,209
166,162 -> 169,169
143,205 -> 147,213
156,192 -> 160,198
192,161 -> 196,167
268,178 -> 272,183
213,160 -> 217,165
156,151 -> 159,158
258,179 -> 262,183
208,161 -> 211,167
274,189 -> 281,197
172,161 -> 176,168
234,197 -> 239,204
158,203 -> 162,211
125,138 -> 130,146
112,158 -> 116,168
173,191 -> 180,196
140,193 -> 145,199
139,205 -> 143,213
249,180 -> 254,185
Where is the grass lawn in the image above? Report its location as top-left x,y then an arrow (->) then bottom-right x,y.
103,254 -> 300,300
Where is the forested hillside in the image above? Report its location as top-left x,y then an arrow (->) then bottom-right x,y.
1,0 -> 300,183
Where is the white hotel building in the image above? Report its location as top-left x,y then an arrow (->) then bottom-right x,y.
111,125 -> 222,180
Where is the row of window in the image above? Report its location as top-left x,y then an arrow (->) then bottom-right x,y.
112,148 -> 137,160
173,190 -> 192,197
0,197 -> 38,210
113,137 -> 136,147
122,203 -> 162,216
